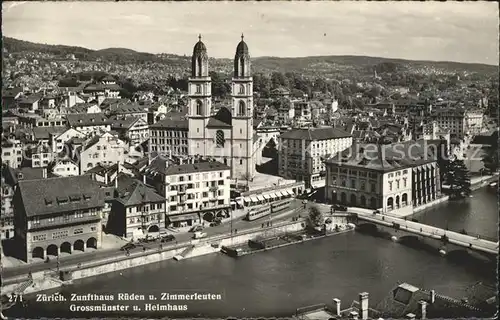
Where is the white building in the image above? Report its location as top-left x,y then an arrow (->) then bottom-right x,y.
53,128 -> 87,154
465,110 -> 483,135
278,127 -> 352,189
1,138 -> 23,169
79,132 -> 128,174
144,157 -> 231,228
50,158 -> 80,177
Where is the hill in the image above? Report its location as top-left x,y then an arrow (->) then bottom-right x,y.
3,37 -> 498,76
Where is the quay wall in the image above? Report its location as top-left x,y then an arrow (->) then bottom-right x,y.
2,220 -> 306,296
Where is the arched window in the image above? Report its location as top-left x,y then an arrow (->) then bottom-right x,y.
238,101 -> 246,116
216,130 -> 225,148
196,100 -> 203,115
239,84 -> 245,94
196,85 -> 201,94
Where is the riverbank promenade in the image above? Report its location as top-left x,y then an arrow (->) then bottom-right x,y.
354,211 -> 498,255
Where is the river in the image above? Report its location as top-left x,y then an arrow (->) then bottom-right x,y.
7,187 -> 498,318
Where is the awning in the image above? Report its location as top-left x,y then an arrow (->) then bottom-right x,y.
286,190 -> 295,196
263,194 -> 271,200
276,191 -> 286,197
235,198 -> 244,206
243,197 -> 251,203
256,195 -> 265,201
167,213 -> 198,222
249,196 -> 259,202
268,192 -> 277,198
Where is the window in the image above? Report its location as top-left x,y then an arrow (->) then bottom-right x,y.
90,226 -> 96,232
33,234 -> 47,241
239,159 -> 243,165
196,84 -> 201,94
239,84 -> 245,94
196,100 -> 203,115
238,101 -> 246,116
52,230 -> 69,239
389,182 -> 393,191
216,130 -> 225,148
74,228 -> 83,235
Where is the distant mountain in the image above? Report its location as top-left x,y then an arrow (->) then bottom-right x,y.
3,37 -> 498,76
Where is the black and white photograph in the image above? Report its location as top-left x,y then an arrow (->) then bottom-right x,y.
1,1 -> 498,319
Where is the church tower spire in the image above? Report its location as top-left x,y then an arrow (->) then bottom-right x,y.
231,34 -> 254,180
188,35 -> 212,157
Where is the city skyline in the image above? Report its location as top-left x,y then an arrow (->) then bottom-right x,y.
2,1 -> 499,65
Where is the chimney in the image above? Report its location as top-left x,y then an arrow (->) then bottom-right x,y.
405,313 -> 416,320
42,167 -> 47,179
430,290 -> 435,304
359,292 -> 369,320
349,311 -> 359,320
418,300 -> 427,319
332,298 -> 341,316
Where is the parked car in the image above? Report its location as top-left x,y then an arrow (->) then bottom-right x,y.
193,231 -> 207,239
373,209 -> 381,214
120,243 -> 136,251
139,235 -> 157,243
332,204 -> 348,212
209,218 -> 222,227
189,225 -> 204,232
160,234 -> 176,243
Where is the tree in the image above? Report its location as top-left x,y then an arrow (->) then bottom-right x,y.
307,205 -> 324,228
482,143 -> 499,173
443,159 -> 471,198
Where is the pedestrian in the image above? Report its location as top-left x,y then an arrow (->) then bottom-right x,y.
235,229 -> 238,234
143,247 -> 146,252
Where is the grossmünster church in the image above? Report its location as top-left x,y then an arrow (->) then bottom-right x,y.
187,35 -> 256,180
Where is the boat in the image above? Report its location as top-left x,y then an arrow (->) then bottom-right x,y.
488,182 -> 497,188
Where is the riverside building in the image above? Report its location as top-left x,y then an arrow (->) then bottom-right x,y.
324,140 -> 441,216
278,126 -> 352,189
143,156 -> 231,227
13,175 -> 105,262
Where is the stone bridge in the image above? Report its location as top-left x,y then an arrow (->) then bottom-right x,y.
354,213 -> 498,261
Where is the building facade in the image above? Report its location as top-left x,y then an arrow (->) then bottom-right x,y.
324,141 -> 441,216
149,113 -> 189,157
13,176 -> 104,262
187,35 -> 255,180
144,157 -> 231,228
278,127 -> 352,189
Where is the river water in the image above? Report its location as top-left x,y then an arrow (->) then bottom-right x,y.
8,188 -> 498,318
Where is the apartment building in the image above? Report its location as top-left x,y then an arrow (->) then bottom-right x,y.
108,174 -> 166,240
324,140 -> 441,216
431,108 -> 466,137
110,116 -> 149,146
465,110 -> 483,135
13,175 -> 105,262
79,132 -> 129,174
1,138 -> 23,169
278,127 -> 352,189
149,113 -> 189,157
144,157 -> 231,228
53,128 -> 87,154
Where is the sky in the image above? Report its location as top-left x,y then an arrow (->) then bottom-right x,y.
2,1 -> 499,65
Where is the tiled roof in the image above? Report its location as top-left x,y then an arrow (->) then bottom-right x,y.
66,113 -> 112,127
17,175 -> 105,217
32,126 -> 66,140
150,112 -> 188,130
145,157 -> 230,176
109,103 -> 147,115
115,174 -> 165,206
110,117 -> 141,130
280,127 -> 351,141
325,140 -> 438,172
207,107 -> 232,128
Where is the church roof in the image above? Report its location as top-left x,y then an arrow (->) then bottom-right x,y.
206,107 -> 232,128
193,35 -> 207,55
236,40 -> 249,55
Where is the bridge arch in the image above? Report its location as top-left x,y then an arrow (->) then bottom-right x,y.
32,247 -> 44,260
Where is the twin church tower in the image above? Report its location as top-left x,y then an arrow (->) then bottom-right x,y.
187,35 -> 255,180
